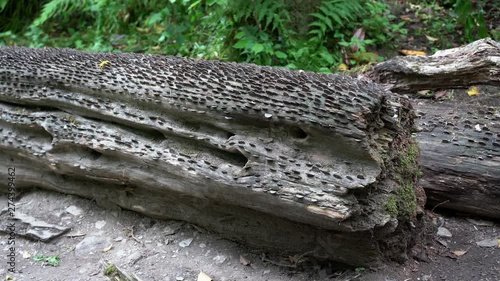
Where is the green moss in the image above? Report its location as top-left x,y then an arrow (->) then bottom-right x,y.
385,196 -> 398,216
397,182 -> 417,216
387,142 -> 421,217
398,143 -> 423,179
385,182 -> 417,217
104,264 -> 117,276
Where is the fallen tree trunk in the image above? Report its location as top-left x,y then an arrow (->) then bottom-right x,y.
367,38 -> 500,94
414,90 -> 500,218
0,47 -> 422,266
367,38 -> 500,219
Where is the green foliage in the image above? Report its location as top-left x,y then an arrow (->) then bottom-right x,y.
0,0 -> 44,32
33,253 -> 61,267
1,0 -> 495,72
361,1 -> 407,45
225,0 -> 407,71
228,0 -> 290,65
0,0 -> 409,71
0,0 -> 231,58
454,0 -> 489,41
308,0 -> 363,41
410,0 -> 497,47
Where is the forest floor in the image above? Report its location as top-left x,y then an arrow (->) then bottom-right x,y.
0,189 -> 498,281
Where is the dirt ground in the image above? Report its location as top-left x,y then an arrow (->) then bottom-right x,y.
0,189 -> 498,281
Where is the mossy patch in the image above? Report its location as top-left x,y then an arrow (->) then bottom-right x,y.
398,143 -> 423,180
385,196 -> 399,216
386,142 -> 421,217
104,264 -> 117,276
385,182 -> 417,217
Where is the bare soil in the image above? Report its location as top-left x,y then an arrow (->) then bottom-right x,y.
0,189 -> 498,281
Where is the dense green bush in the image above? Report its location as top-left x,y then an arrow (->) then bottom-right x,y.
0,0 -> 497,72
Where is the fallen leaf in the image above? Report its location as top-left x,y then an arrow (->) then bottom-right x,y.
400,15 -> 412,21
425,35 -> 439,42
337,63 -> 348,72
434,90 -> 450,99
98,60 -> 110,69
197,271 -> 212,281
452,249 -> 467,256
417,90 -> 433,97
467,86 -> 480,96
239,255 -> 251,266
179,238 -> 193,248
23,251 -> 31,259
102,244 -> 113,252
476,238 -> 498,247
400,49 -> 427,56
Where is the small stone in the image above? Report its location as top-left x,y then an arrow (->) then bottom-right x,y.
476,238 -> 498,247
66,206 -> 83,217
95,220 -> 106,230
213,255 -> 227,264
75,236 -> 112,256
437,227 -> 452,238
179,238 -> 193,248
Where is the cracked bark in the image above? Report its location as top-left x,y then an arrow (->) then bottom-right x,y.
0,47 -> 420,266
368,38 -> 500,219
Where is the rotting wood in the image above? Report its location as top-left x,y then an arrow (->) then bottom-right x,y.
366,38 -> 500,219
366,38 -> 500,94
0,47 -> 421,266
414,87 -> 500,219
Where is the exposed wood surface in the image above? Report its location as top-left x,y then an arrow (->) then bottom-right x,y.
0,47 -> 420,266
367,38 -> 500,218
414,87 -> 500,219
367,38 -> 500,94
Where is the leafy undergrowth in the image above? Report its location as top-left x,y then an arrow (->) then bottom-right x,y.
0,0 -> 497,73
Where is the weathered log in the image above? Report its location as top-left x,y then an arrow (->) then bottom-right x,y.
0,47 -> 421,266
367,38 -> 500,94
367,38 -> 500,219
414,87 -> 500,219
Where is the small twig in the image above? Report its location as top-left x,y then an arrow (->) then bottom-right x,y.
124,226 -> 143,245
432,200 -> 450,212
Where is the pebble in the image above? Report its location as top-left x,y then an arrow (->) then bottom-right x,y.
437,227 -> 452,238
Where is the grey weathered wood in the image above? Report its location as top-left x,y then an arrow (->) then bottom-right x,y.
414,87 -> 500,219
367,38 -> 500,219
367,38 -> 500,93
0,47 -> 420,266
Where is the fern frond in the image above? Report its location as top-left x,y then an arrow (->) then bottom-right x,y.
309,0 -> 364,39
0,0 -> 9,12
33,0 -> 73,26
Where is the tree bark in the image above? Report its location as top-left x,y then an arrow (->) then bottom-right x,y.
367,38 -> 500,219
0,47 -> 421,266
367,38 -> 500,94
